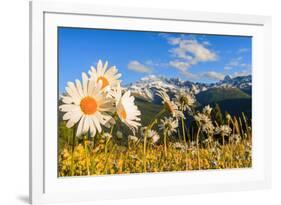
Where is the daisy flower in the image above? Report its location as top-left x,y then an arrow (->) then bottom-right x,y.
115,89 -> 141,133
174,89 -> 195,111
215,125 -> 232,137
226,113 -> 232,121
156,90 -> 183,118
194,113 -> 214,135
159,117 -> 178,136
202,105 -> 212,116
147,129 -> 160,144
59,72 -> 115,137
140,127 -> 159,144
88,60 -> 121,91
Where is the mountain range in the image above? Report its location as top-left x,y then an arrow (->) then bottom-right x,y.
126,74 -> 252,119
126,74 -> 252,101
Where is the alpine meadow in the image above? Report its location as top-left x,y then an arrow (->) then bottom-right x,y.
58,28 -> 252,176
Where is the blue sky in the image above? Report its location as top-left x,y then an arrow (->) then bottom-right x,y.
58,27 -> 252,93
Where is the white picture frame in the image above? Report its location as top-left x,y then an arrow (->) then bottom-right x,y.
30,1 -> 272,204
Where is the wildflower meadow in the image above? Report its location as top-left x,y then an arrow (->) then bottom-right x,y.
58,60 -> 252,177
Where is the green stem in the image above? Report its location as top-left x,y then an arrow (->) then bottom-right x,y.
110,122 -> 115,135
143,108 -> 165,172
84,135 -> 90,175
184,123 -> 190,147
196,126 -> 201,170
103,137 -> 111,174
230,124 -> 235,168
181,117 -> 188,170
104,137 -> 110,155
177,128 -> 182,142
181,117 -> 186,143
149,108 -> 166,127
103,145 -> 116,174
70,125 -> 77,176
164,130 -> 167,157
144,108 -> 165,154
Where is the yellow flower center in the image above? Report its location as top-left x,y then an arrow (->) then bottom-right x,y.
118,104 -> 127,120
97,76 -> 109,89
80,96 -> 98,115
120,109 -> 127,120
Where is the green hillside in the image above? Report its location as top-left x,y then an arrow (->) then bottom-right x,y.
215,98 -> 251,118
241,87 -> 252,95
196,87 -> 250,105
197,98 -> 252,118
134,96 -> 163,125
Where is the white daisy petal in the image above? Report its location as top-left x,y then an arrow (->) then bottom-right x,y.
75,79 -> 84,98
62,112 -> 72,120
97,60 -> 103,75
69,110 -> 83,124
65,87 -> 80,104
82,72 -> 88,96
92,116 -> 102,133
102,61 -> 108,74
89,118 -> 96,137
83,117 -> 90,134
90,66 -> 97,76
59,104 -> 79,112
61,96 -> 73,104
67,82 -> 81,98
76,116 -> 85,137
87,79 -> 95,96
66,120 -> 75,128
105,66 -> 118,76
113,73 -> 122,79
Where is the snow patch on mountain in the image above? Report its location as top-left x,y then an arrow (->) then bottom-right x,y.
126,74 -> 252,101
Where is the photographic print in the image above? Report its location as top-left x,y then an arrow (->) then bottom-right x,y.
58,28 -> 252,177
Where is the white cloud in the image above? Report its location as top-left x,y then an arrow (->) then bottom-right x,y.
169,60 -> 197,79
228,59 -> 240,67
224,66 -> 232,70
231,70 -> 251,78
224,57 -> 251,70
166,37 -> 218,80
201,71 -> 225,81
237,48 -> 249,53
240,63 -> 251,69
160,35 -> 224,81
145,60 -> 169,68
167,37 -> 182,45
169,60 -> 190,72
169,38 -> 217,63
170,47 -> 194,60
127,61 -> 152,73
202,41 -> 211,46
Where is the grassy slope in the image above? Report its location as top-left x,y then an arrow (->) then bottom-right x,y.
207,98 -> 252,118
196,87 -> 250,105
134,96 -> 163,125
136,89 -> 252,120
